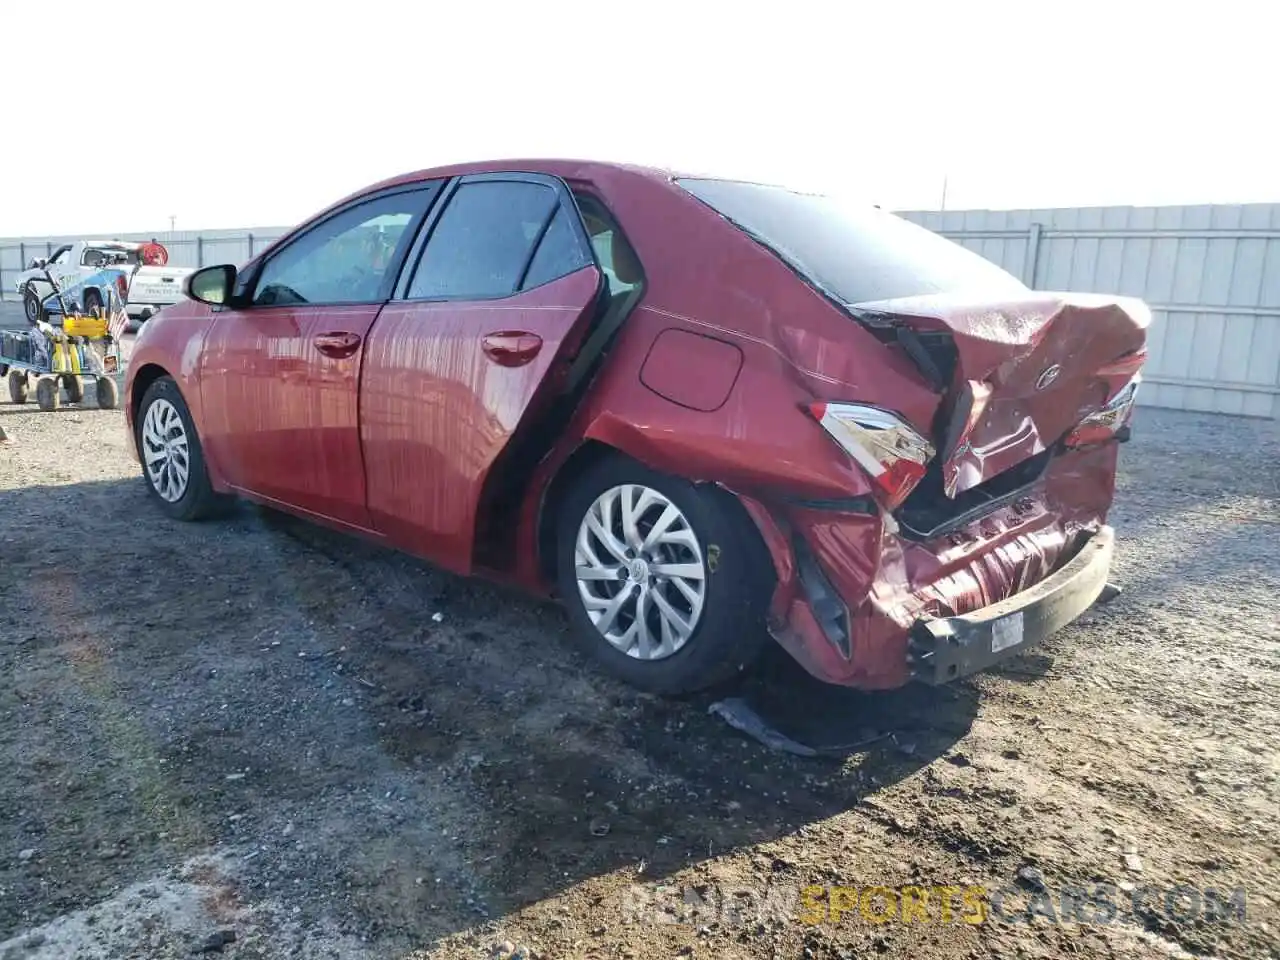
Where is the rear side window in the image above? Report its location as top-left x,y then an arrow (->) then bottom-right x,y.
676,178 -> 1026,305
83,247 -> 138,267
409,180 -> 587,300
521,205 -> 590,290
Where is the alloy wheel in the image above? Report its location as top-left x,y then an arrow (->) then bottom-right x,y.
574,483 -> 707,661
141,398 -> 190,502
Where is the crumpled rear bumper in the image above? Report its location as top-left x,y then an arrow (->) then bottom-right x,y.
907,526 -> 1113,684
737,445 -> 1120,690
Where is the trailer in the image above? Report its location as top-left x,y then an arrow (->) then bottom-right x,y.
0,266 -> 125,411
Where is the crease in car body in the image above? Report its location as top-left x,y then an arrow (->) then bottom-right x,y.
125,159 -> 1147,696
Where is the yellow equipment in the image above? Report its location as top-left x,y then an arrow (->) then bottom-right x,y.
64,315 -> 110,338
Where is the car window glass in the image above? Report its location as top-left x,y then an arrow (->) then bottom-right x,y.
83,248 -> 135,267
576,195 -> 640,295
521,205 -> 589,291
677,178 -> 1026,304
254,193 -> 425,306
409,181 -> 559,300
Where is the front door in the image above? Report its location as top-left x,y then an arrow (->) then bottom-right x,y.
360,174 -> 603,572
199,184 -> 440,529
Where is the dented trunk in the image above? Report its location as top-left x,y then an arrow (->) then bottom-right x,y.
849,292 -> 1150,497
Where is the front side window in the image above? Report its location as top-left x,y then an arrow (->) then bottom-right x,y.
677,178 -> 1026,305
254,190 -> 430,306
408,180 -> 585,300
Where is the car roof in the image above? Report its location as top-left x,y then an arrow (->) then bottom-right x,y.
310,159 -> 696,222
373,158 -> 678,191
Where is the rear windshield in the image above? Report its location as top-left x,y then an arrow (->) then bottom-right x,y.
83,247 -> 140,267
676,178 -> 1026,305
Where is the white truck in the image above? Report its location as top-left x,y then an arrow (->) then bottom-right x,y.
16,240 -> 192,326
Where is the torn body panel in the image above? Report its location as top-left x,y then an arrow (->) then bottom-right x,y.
735,443 -> 1120,689
851,292 -> 1150,496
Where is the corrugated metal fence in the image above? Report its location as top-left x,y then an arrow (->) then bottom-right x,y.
899,204 -> 1280,419
5,203 -> 1280,417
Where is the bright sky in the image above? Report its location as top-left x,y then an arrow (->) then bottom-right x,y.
1,1 -> 1272,236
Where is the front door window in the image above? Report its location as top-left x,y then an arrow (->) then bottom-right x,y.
253,194 -> 427,306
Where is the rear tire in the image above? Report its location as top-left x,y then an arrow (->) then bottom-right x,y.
135,376 -> 221,521
8,370 -> 29,404
555,454 -> 773,694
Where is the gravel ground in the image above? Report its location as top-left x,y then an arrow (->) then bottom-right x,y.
0,391 -> 1277,960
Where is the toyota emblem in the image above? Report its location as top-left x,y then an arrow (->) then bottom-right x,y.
1035,364 -> 1061,391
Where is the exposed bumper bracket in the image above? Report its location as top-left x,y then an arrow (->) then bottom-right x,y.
909,526 -> 1115,685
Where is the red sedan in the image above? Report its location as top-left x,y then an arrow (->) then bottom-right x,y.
125,160 -> 1148,694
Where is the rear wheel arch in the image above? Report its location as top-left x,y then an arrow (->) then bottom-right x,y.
538,439 -> 775,593
549,447 -> 777,693
537,439 -> 618,585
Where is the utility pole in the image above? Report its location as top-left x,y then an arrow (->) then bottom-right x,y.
169,215 -> 176,233
939,175 -> 948,212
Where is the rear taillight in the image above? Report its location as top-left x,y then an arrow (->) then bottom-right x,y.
807,402 -> 935,509
1065,376 -> 1140,448
116,274 -> 129,301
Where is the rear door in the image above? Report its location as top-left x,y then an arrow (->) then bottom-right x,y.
199,184 -> 441,528
360,173 -> 602,572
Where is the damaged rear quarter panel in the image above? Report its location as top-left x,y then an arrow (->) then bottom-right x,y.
511,169 -> 944,589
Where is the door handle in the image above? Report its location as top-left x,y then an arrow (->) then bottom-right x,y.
482,331 -> 542,367
313,331 -> 362,359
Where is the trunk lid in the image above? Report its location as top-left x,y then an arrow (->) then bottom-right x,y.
850,291 -> 1150,497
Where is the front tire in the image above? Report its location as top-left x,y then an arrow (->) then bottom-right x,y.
36,376 -> 59,411
95,375 -> 118,410
63,374 -> 84,404
8,370 -> 29,404
555,455 -> 773,694
135,376 -> 221,520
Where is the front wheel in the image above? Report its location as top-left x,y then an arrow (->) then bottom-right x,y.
35,376 -> 59,411
555,455 -> 773,694
95,375 -> 118,410
8,370 -> 29,404
63,374 -> 84,404
135,376 -> 221,520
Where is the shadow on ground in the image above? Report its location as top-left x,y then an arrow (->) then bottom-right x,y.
0,476 -> 981,947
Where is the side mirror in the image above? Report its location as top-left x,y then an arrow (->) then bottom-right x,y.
185,264 -> 237,306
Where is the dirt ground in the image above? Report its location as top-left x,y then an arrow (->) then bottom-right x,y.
0,382 -> 1277,960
